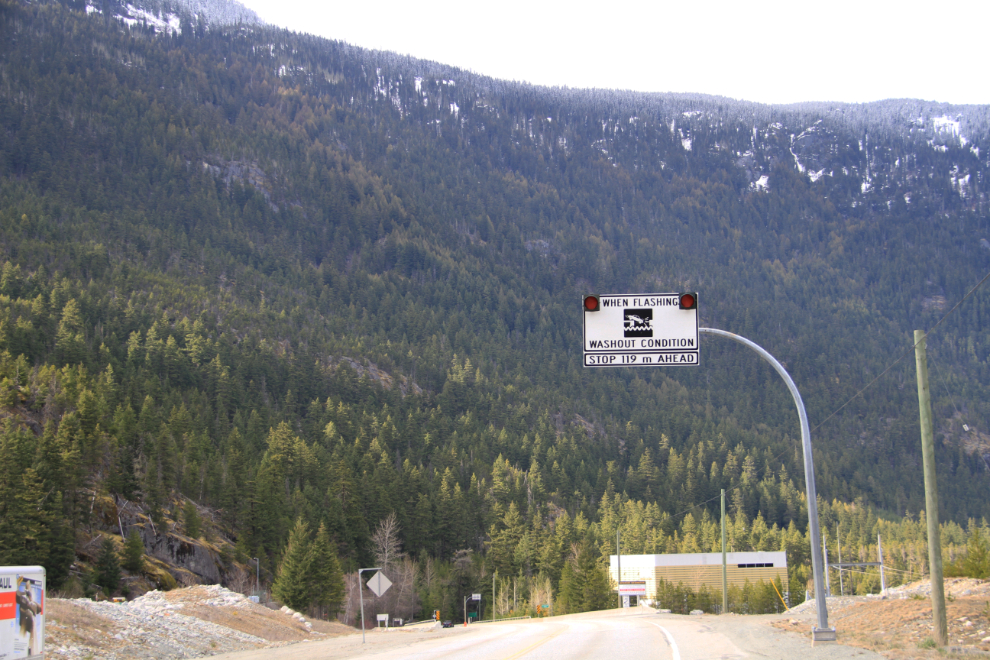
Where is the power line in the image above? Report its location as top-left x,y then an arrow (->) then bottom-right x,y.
928,352 -> 962,421
811,268 -> 990,435
663,269 -> 990,527
665,493 -> 722,522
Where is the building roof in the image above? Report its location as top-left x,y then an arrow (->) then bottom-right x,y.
609,551 -> 786,569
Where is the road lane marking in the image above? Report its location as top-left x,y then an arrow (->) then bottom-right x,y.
501,625 -> 565,659
649,623 -> 681,660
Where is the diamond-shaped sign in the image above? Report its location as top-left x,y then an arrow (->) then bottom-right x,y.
366,570 -> 392,597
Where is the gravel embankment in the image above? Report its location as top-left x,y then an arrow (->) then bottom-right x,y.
46,585 -> 345,659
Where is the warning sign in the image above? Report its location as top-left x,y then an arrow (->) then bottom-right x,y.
624,309 -> 653,337
584,293 -> 699,368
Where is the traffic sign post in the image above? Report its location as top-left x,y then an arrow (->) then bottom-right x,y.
583,293 -> 699,367
463,593 -> 482,627
697,328 -> 832,641
579,295 -> 833,642
358,567 -> 391,644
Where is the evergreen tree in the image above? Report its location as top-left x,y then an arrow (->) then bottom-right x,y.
183,500 -> 202,539
123,528 -> 145,573
94,536 -> 122,596
962,525 -> 990,579
272,518 -> 313,611
575,541 -> 611,612
308,522 -> 345,619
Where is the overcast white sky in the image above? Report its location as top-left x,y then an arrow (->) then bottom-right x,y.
238,0 -> 989,105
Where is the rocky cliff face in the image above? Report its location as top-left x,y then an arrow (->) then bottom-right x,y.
84,493 -> 246,592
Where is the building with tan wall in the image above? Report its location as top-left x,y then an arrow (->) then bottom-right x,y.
609,551 -> 788,599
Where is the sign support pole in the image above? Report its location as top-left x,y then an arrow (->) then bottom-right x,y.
878,534 -> 886,594
699,328 -> 832,640
616,529 -> 622,609
721,489 -> 728,614
823,533 -> 830,596
358,567 -> 381,644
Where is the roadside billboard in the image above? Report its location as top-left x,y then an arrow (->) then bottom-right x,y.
0,566 -> 45,659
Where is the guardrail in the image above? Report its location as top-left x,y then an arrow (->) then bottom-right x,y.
472,616 -> 533,624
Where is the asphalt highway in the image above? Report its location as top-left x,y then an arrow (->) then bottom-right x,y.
214,607 -> 883,660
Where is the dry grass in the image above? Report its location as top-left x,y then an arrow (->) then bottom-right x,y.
155,586 -> 355,642
775,594 -> 990,659
46,600 -> 125,650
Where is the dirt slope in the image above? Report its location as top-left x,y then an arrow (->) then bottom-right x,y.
45,585 -> 353,659
775,578 -> 990,658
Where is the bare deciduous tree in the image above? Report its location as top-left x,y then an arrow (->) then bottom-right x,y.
372,512 -> 404,572
529,574 -> 554,616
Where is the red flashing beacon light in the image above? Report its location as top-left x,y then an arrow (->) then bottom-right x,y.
678,293 -> 697,310
584,295 -> 601,312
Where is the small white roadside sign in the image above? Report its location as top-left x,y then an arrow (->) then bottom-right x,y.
583,293 -> 699,367
366,571 -> 392,597
616,581 -> 648,596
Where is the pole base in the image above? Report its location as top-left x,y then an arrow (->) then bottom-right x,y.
812,627 -> 837,645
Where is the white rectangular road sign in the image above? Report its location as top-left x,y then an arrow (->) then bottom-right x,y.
616,581 -> 648,596
584,293 -> 699,368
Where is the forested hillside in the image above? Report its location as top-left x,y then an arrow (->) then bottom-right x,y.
1,0 -> 989,619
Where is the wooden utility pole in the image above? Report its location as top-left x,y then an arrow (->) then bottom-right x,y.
914,329 -> 948,646
721,489 -> 728,614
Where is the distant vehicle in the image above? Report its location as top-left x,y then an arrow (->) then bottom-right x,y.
442,620 -> 454,628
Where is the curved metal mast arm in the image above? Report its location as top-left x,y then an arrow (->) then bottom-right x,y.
699,327 -> 829,633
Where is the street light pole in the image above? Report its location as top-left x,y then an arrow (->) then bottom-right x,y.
358,567 -> 381,644
699,328 -> 832,640
721,490 -> 727,614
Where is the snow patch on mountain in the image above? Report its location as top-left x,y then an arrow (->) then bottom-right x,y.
95,0 -> 262,29
119,4 -> 181,33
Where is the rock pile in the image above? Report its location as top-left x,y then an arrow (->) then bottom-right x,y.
47,586 -> 293,659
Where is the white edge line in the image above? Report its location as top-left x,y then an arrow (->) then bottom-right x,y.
650,623 -> 681,660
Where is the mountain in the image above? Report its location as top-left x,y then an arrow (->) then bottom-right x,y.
77,0 -> 261,31
1,0 -> 988,616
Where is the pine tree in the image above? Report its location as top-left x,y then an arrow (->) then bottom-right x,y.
308,522 -> 345,619
94,536 -> 121,595
558,558 -> 578,614
183,500 -> 202,539
0,423 -> 49,566
144,457 -> 166,532
962,525 -> 989,579
272,518 -> 313,611
123,528 -> 145,573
